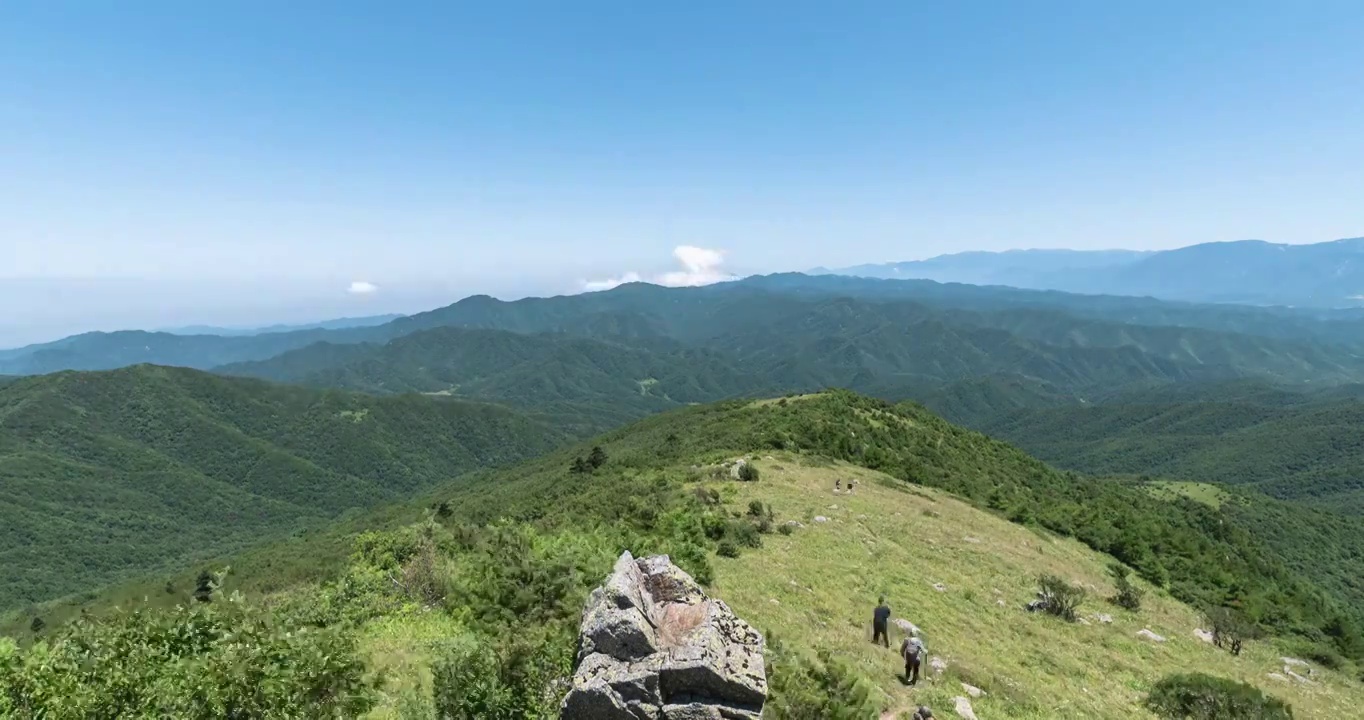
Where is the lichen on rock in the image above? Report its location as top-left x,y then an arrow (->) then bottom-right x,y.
561,551 -> 768,719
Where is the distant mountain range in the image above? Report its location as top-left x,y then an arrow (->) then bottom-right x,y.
819,237 -> 1364,307
159,313 -> 404,336
10,272 -> 1364,378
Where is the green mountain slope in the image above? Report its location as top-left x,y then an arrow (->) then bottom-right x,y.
9,390 -> 1363,718
969,381 -> 1364,513
218,327 -> 764,434
0,365 -> 564,608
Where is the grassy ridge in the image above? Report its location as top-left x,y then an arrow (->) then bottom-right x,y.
716,458 -> 1363,718
16,390 -> 1362,659
7,390 -> 1364,718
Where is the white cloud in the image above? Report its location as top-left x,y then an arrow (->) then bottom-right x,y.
583,246 -> 735,292
348,280 -> 379,295
583,271 -> 642,292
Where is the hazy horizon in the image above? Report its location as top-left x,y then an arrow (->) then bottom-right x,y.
6,3 -> 1364,346
10,235 -> 1364,349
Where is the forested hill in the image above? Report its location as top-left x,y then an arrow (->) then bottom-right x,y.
0,365 -> 564,608
217,326 -> 763,435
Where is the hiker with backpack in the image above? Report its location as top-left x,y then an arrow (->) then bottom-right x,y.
901,630 -> 926,685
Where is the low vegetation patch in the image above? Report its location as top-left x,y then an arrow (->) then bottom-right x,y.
1145,673 -> 1293,719
1037,574 -> 1087,622
0,591 -> 373,718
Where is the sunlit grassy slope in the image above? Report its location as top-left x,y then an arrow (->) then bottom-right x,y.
13,389 -> 1364,718
710,455 -> 1363,719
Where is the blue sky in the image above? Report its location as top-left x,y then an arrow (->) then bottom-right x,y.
3,1 -> 1364,343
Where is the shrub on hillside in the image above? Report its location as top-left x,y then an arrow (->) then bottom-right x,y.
1204,606 -> 1260,656
702,512 -> 728,540
765,636 -> 877,720
1145,673 -> 1293,719
0,596 -> 374,718
730,521 -> 763,549
431,631 -> 570,720
587,445 -> 608,470
1108,562 -> 1145,611
737,462 -> 760,482
717,540 -> 741,558
1037,574 -> 1086,622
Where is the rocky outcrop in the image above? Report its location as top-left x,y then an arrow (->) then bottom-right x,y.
561,551 -> 767,720
1136,628 -> 1167,643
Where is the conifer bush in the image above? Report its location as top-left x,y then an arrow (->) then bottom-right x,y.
1109,562 -> 1145,611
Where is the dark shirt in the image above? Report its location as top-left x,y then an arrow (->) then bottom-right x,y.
873,605 -> 891,624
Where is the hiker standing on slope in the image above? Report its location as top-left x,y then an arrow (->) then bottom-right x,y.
901,631 -> 926,685
872,596 -> 891,647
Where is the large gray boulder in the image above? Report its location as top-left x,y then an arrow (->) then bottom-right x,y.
561,551 -> 767,720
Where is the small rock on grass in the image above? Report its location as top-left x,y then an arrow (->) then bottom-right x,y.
952,696 -> 979,720
961,682 -> 986,698
1136,629 -> 1166,642
1284,668 -> 1314,684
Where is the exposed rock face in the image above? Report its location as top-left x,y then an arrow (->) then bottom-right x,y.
561,551 -> 767,720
